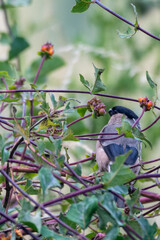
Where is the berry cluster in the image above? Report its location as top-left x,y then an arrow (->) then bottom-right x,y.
138,97 -> 153,111
87,97 -> 106,117
39,42 -> 54,58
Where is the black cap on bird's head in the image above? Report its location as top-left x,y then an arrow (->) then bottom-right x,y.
108,106 -> 138,120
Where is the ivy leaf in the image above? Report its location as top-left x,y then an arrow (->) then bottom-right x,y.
91,64 -> 106,94
25,56 -> 65,84
13,120 -> 30,143
132,127 -> 152,149
137,216 -> 157,239
1,95 -> 20,102
117,27 -> 135,39
71,0 -> 92,13
50,93 -> 57,109
66,196 -> 98,229
38,167 -> 61,197
116,118 -> 134,138
97,192 -> 123,227
146,71 -> 157,89
59,213 -> 77,235
79,74 -> 91,91
131,3 -> 139,28
18,199 -> 41,232
3,0 -> 32,7
23,179 -> 39,195
103,227 -> 120,240
0,33 -> 12,44
62,128 -> 79,141
77,107 -> 87,117
41,225 -> 77,240
102,152 -> 136,188
1,145 -> 10,165
9,37 -> 29,59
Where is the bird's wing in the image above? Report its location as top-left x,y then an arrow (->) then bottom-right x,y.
100,123 -> 140,166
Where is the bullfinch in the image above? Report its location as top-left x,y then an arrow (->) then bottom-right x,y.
96,106 -> 141,175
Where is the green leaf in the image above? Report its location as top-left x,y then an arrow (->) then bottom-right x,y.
41,225 -> 77,240
71,0 -> 91,13
62,128 -> 79,141
98,192 -> 123,227
1,145 -> 10,165
0,62 -> 18,81
116,118 -> 134,138
0,32 -> 12,44
77,107 -> 87,117
146,71 -> 157,89
9,37 -> 29,59
137,216 -> 157,239
103,227 -> 120,240
23,179 -> 39,195
91,64 -> 106,94
25,56 -> 65,83
59,213 -> 77,234
66,196 -> 98,229
108,185 -> 128,196
132,127 -> 152,149
0,71 -> 15,82
1,95 -> 20,102
3,0 -> 32,7
18,199 -> 41,232
50,93 -> 57,109
117,27 -> 135,39
38,167 -> 61,197
102,152 -> 136,188
79,74 -> 91,91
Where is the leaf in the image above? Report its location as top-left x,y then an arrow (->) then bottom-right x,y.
0,71 -> 15,82
23,179 -> 39,195
0,32 -> 12,44
77,107 -> 87,117
91,64 -> 106,94
1,95 -> 20,102
38,167 -> 61,197
131,3 -> 139,28
116,118 -> 134,138
71,0 -> 91,13
79,74 -> 91,91
66,196 -> 98,229
13,121 -> 30,143
103,227 -> 120,240
117,27 -> 135,39
59,213 -> 77,234
97,192 -> 123,227
50,93 -> 57,109
57,96 -> 67,109
41,225 -> 77,240
3,0 -> 32,7
1,145 -> 10,165
9,37 -> 29,59
108,185 -> 128,196
62,128 -> 79,141
25,56 -> 65,84
137,216 -> 157,239
132,127 -> 152,149
146,71 -> 157,89
18,199 -> 41,232
102,152 -> 136,188
0,62 -> 18,81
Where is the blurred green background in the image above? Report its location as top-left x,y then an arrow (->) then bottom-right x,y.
0,0 -> 160,189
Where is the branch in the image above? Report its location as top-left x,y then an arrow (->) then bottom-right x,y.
95,0 -> 160,41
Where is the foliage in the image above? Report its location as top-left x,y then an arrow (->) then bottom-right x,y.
0,0 -> 160,239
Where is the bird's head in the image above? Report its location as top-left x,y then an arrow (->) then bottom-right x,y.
108,106 -> 138,121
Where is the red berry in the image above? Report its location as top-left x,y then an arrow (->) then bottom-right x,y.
41,45 -> 48,52
48,48 -> 54,56
138,97 -> 144,103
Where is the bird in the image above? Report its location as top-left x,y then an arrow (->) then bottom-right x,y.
96,106 -> 141,175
